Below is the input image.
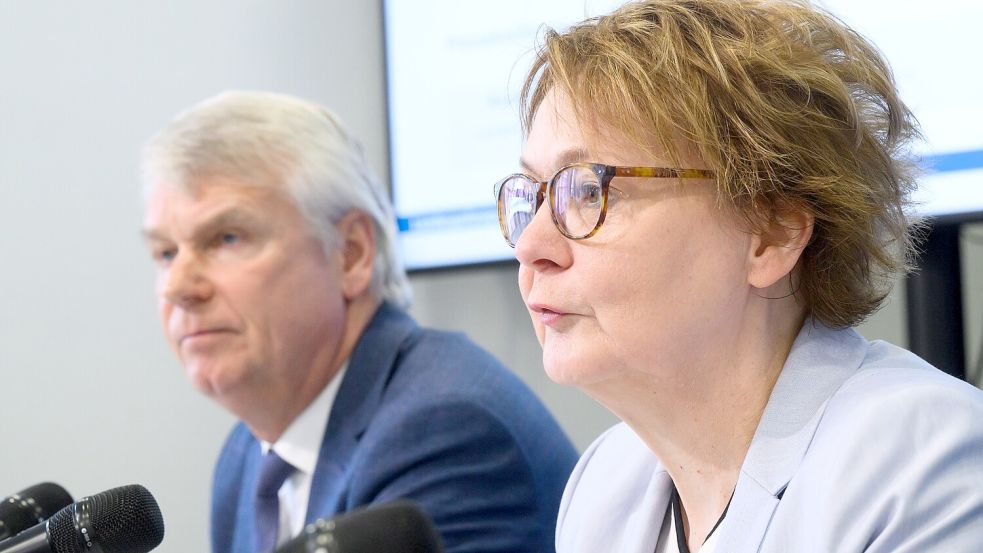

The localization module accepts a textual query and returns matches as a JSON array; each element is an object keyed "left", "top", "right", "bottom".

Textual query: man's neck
[{"left": 233, "top": 296, "right": 383, "bottom": 443}]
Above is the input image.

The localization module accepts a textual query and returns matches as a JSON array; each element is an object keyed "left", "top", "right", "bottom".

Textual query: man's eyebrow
[
  {"left": 519, "top": 147, "right": 591, "bottom": 179},
  {"left": 141, "top": 227, "right": 167, "bottom": 241},
  {"left": 141, "top": 207, "right": 263, "bottom": 242}
]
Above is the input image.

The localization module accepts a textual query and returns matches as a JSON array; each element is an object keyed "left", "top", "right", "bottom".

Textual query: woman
[{"left": 494, "top": 1, "right": 983, "bottom": 551}]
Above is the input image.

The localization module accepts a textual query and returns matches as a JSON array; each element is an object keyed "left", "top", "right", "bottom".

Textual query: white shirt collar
[{"left": 261, "top": 361, "right": 349, "bottom": 476}]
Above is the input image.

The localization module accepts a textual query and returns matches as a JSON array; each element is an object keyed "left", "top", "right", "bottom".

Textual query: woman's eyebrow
[{"left": 519, "top": 147, "right": 591, "bottom": 179}]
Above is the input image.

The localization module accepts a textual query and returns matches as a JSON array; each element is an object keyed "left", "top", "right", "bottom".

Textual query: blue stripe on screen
[{"left": 922, "top": 149, "right": 983, "bottom": 173}]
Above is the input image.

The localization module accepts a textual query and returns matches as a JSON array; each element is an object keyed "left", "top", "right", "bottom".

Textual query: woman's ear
[
  {"left": 746, "top": 208, "right": 814, "bottom": 290},
  {"left": 335, "top": 210, "right": 377, "bottom": 300}
]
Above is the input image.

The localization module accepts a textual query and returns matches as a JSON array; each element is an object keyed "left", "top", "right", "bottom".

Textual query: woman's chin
[
  {"left": 543, "top": 352, "right": 605, "bottom": 387},
  {"left": 543, "top": 364, "right": 577, "bottom": 386}
]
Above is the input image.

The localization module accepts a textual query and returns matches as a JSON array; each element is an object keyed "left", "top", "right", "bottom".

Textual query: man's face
[{"left": 143, "top": 177, "right": 348, "bottom": 407}]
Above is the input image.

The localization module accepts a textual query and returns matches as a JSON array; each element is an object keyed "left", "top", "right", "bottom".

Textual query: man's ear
[
  {"left": 335, "top": 210, "right": 376, "bottom": 300},
  {"left": 747, "top": 208, "right": 814, "bottom": 290}
]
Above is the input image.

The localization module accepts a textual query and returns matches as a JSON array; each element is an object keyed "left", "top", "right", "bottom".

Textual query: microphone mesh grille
[
  {"left": 47, "top": 507, "right": 82, "bottom": 553},
  {"left": 47, "top": 484, "right": 165, "bottom": 553}
]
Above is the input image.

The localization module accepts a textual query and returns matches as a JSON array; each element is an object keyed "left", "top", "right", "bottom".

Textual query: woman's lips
[
  {"left": 540, "top": 309, "right": 566, "bottom": 326},
  {"left": 528, "top": 303, "right": 572, "bottom": 327}
]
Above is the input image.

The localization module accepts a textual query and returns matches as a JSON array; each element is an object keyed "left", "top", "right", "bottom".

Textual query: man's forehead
[{"left": 142, "top": 180, "right": 279, "bottom": 238}]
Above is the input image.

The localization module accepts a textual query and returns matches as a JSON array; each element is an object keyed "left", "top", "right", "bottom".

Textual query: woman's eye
[{"left": 579, "top": 183, "right": 602, "bottom": 204}]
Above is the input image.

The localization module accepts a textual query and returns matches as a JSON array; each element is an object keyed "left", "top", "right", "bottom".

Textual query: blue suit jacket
[{"left": 211, "top": 302, "right": 578, "bottom": 553}]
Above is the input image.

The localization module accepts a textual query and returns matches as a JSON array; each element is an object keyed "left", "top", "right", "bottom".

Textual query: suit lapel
[
  {"left": 305, "top": 302, "right": 419, "bottom": 522},
  {"left": 232, "top": 440, "right": 263, "bottom": 553},
  {"left": 715, "top": 321, "right": 867, "bottom": 551}
]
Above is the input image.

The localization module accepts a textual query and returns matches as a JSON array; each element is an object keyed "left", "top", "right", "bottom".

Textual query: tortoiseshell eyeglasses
[{"left": 493, "top": 162, "right": 715, "bottom": 247}]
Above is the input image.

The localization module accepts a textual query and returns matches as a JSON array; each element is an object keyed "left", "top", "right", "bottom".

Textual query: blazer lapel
[
  {"left": 623, "top": 469, "right": 673, "bottom": 553},
  {"left": 715, "top": 321, "right": 867, "bottom": 551},
  {"left": 717, "top": 475, "right": 781, "bottom": 552},
  {"left": 305, "top": 302, "right": 419, "bottom": 522}
]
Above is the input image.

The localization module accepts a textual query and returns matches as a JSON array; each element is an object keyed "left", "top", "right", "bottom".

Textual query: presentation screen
[{"left": 384, "top": 0, "right": 983, "bottom": 270}]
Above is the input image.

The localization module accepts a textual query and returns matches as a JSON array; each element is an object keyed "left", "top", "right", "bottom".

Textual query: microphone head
[
  {"left": 280, "top": 500, "right": 443, "bottom": 553},
  {"left": 46, "top": 484, "right": 165, "bottom": 553},
  {"left": 0, "top": 482, "right": 73, "bottom": 540}
]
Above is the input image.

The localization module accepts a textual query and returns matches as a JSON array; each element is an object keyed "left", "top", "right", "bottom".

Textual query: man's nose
[{"left": 160, "top": 252, "right": 213, "bottom": 307}]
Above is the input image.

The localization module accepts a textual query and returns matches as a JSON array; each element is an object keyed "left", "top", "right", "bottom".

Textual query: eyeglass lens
[
  {"left": 552, "top": 165, "right": 603, "bottom": 239},
  {"left": 499, "top": 177, "right": 539, "bottom": 246},
  {"left": 499, "top": 165, "right": 604, "bottom": 245}
]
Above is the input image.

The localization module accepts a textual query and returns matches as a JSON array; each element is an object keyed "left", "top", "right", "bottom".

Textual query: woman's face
[{"left": 516, "top": 90, "right": 756, "bottom": 389}]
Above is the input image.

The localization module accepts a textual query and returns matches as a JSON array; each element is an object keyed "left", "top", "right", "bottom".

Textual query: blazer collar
[
  {"left": 305, "top": 301, "right": 419, "bottom": 521},
  {"left": 716, "top": 320, "right": 868, "bottom": 550}
]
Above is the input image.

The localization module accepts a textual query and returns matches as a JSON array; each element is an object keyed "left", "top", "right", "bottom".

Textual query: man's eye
[
  {"left": 219, "top": 232, "right": 241, "bottom": 245},
  {"left": 153, "top": 248, "right": 176, "bottom": 263}
]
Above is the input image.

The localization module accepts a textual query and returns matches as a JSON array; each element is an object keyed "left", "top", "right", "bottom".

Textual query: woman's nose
[{"left": 514, "top": 201, "right": 573, "bottom": 271}]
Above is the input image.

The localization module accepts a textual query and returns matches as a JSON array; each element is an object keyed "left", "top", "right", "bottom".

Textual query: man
[{"left": 141, "top": 91, "right": 578, "bottom": 553}]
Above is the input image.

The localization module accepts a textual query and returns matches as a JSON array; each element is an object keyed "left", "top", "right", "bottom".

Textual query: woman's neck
[{"left": 586, "top": 310, "right": 803, "bottom": 551}]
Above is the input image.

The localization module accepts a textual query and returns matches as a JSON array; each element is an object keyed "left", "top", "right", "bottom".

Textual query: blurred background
[{"left": 1, "top": 1, "right": 980, "bottom": 551}]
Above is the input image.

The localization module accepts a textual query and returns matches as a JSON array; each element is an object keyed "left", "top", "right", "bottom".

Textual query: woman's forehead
[{"left": 523, "top": 96, "right": 696, "bottom": 177}]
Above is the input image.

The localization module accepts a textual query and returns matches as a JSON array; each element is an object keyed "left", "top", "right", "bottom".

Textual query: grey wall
[{"left": 1, "top": 2, "right": 980, "bottom": 552}]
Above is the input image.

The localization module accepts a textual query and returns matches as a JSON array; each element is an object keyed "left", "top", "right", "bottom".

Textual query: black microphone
[
  {"left": 0, "top": 484, "right": 73, "bottom": 541},
  {"left": 274, "top": 500, "right": 443, "bottom": 553},
  {"left": 0, "top": 484, "right": 164, "bottom": 553}
]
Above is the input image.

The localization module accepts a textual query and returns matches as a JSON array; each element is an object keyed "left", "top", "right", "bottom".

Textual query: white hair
[{"left": 141, "top": 90, "right": 412, "bottom": 308}]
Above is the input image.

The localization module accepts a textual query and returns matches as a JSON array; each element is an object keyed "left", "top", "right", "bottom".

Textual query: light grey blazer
[{"left": 556, "top": 322, "right": 983, "bottom": 552}]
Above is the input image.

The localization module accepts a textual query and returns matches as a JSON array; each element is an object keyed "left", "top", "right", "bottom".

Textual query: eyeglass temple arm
[{"left": 611, "top": 166, "right": 714, "bottom": 179}]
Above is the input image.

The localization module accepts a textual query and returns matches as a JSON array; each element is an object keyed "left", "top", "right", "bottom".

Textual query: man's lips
[{"left": 179, "top": 328, "right": 236, "bottom": 345}]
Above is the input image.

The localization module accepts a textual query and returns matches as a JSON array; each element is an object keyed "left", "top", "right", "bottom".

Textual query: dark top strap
[{"left": 668, "top": 486, "right": 734, "bottom": 553}]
